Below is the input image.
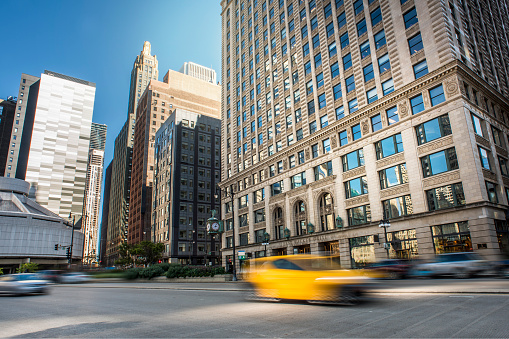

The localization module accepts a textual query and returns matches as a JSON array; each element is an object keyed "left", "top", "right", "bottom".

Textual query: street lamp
[
  {"left": 188, "top": 228, "right": 195, "bottom": 265},
  {"left": 68, "top": 212, "right": 76, "bottom": 266},
  {"left": 378, "top": 219, "right": 391, "bottom": 258},
  {"left": 215, "top": 184, "right": 237, "bottom": 281}
]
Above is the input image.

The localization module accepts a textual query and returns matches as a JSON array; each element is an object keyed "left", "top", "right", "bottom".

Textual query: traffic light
[
  {"left": 66, "top": 247, "right": 71, "bottom": 259},
  {"left": 54, "top": 244, "right": 59, "bottom": 251}
]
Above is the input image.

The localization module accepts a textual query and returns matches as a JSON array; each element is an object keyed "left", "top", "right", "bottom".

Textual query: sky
[{"left": 0, "top": 0, "right": 222, "bottom": 169}]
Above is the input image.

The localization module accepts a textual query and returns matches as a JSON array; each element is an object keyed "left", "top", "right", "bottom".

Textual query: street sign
[
  {"left": 261, "top": 242, "right": 269, "bottom": 245},
  {"left": 238, "top": 250, "right": 246, "bottom": 260}
]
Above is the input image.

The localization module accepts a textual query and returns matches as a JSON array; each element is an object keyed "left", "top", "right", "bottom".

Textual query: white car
[
  {"left": 411, "top": 252, "right": 487, "bottom": 278},
  {"left": 0, "top": 273, "right": 50, "bottom": 295},
  {"left": 59, "top": 272, "right": 92, "bottom": 284}
]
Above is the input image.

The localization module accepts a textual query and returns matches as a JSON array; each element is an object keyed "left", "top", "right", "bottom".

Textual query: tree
[
  {"left": 0, "top": 268, "right": 3, "bottom": 275},
  {"left": 16, "top": 263, "right": 38, "bottom": 273},
  {"left": 132, "top": 241, "right": 165, "bottom": 267},
  {"left": 114, "top": 243, "right": 134, "bottom": 268}
]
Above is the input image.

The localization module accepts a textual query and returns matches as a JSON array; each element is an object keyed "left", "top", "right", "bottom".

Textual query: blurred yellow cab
[{"left": 243, "top": 254, "right": 377, "bottom": 304}]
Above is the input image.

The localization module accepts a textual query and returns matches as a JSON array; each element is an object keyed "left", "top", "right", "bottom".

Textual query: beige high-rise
[
  {"left": 128, "top": 41, "right": 159, "bottom": 117},
  {"left": 219, "top": 0, "right": 509, "bottom": 269}
]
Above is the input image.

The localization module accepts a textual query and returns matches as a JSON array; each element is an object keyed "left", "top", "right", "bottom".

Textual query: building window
[
  {"left": 343, "top": 53, "right": 352, "bottom": 71},
  {"left": 345, "top": 176, "right": 368, "bottom": 198},
  {"left": 426, "top": 183, "right": 465, "bottom": 211},
  {"left": 318, "top": 93, "right": 326, "bottom": 109},
  {"left": 254, "top": 188, "right": 265, "bottom": 203},
  {"left": 413, "top": 60, "right": 428, "bottom": 79},
  {"left": 343, "top": 149, "right": 364, "bottom": 171},
  {"left": 319, "top": 193, "right": 335, "bottom": 231},
  {"left": 291, "top": 172, "right": 306, "bottom": 189},
  {"left": 363, "top": 63, "right": 374, "bottom": 82},
  {"left": 408, "top": 33, "right": 423, "bottom": 55},
  {"left": 431, "top": 221, "right": 471, "bottom": 254},
  {"left": 314, "top": 161, "right": 333, "bottom": 181},
  {"left": 383, "top": 195, "right": 413, "bottom": 219},
  {"left": 337, "top": 11, "right": 346, "bottom": 29},
  {"left": 371, "top": 6, "right": 382, "bottom": 26},
  {"left": 312, "top": 144, "right": 319, "bottom": 158},
  {"left": 499, "top": 157, "right": 509, "bottom": 177},
  {"left": 371, "top": 114, "right": 382, "bottom": 132},
  {"left": 308, "top": 100, "right": 316, "bottom": 115},
  {"left": 298, "top": 150, "right": 305, "bottom": 164},
  {"left": 492, "top": 127, "right": 505, "bottom": 148},
  {"left": 378, "top": 54, "right": 391, "bottom": 73},
  {"left": 386, "top": 106, "right": 399, "bottom": 125},
  {"left": 374, "top": 30, "right": 386, "bottom": 49},
  {"left": 357, "top": 18, "right": 367, "bottom": 36},
  {"left": 331, "top": 62, "right": 340, "bottom": 78},
  {"left": 379, "top": 163, "right": 408, "bottom": 189},
  {"left": 471, "top": 113, "right": 485, "bottom": 137},
  {"left": 323, "top": 138, "right": 331, "bottom": 153},
  {"left": 375, "top": 133, "right": 403, "bottom": 159},
  {"left": 352, "top": 123, "right": 361, "bottom": 140},
  {"left": 239, "top": 213, "right": 249, "bottom": 227},
  {"left": 295, "top": 201, "right": 307, "bottom": 235},
  {"left": 429, "top": 84, "right": 445, "bottom": 106},
  {"left": 348, "top": 205, "right": 371, "bottom": 226},
  {"left": 382, "top": 78, "right": 394, "bottom": 95},
  {"left": 404, "top": 7, "right": 418, "bottom": 29},
  {"left": 353, "top": 0, "right": 364, "bottom": 15},
  {"left": 333, "top": 83, "right": 342, "bottom": 100},
  {"left": 478, "top": 147, "right": 491, "bottom": 170},
  {"left": 346, "top": 75, "right": 355, "bottom": 94},
  {"left": 349, "top": 98, "right": 359, "bottom": 113},
  {"left": 486, "top": 181, "right": 498, "bottom": 203},
  {"left": 271, "top": 181, "right": 284, "bottom": 196},
  {"left": 326, "top": 21, "right": 335, "bottom": 38},
  {"left": 329, "top": 41, "right": 337, "bottom": 57},
  {"left": 360, "top": 40, "right": 370, "bottom": 59},
  {"left": 421, "top": 147, "right": 459, "bottom": 177},
  {"left": 254, "top": 208, "right": 266, "bottom": 223},
  {"left": 309, "top": 120, "right": 317, "bottom": 134},
  {"left": 410, "top": 94, "right": 425, "bottom": 115},
  {"left": 320, "top": 115, "right": 328, "bottom": 128},
  {"left": 367, "top": 87, "right": 378, "bottom": 104},
  {"left": 349, "top": 235, "right": 376, "bottom": 267},
  {"left": 339, "top": 130, "right": 348, "bottom": 146},
  {"left": 340, "top": 32, "right": 349, "bottom": 48},
  {"left": 415, "top": 114, "right": 451, "bottom": 145}
]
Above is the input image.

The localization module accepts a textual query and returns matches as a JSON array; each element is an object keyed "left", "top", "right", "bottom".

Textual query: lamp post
[
  {"left": 68, "top": 212, "right": 75, "bottom": 266},
  {"left": 188, "top": 229, "right": 195, "bottom": 265},
  {"left": 378, "top": 218, "right": 391, "bottom": 258},
  {"left": 262, "top": 232, "right": 270, "bottom": 257},
  {"left": 215, "top": 184, "right": 237, "bottom": 281}
]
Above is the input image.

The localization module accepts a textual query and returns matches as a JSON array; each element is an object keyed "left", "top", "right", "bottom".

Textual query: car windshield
[{"left": 17, "top": 274, "right": 39, "bottom": 281}]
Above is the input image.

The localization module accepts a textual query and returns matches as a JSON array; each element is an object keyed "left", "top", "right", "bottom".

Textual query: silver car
[
  {"left": 411, "top": 252, "right": 487, "bottom": 278},
  {"left": 0, "top": 273, "right": 50, "bottom": 295}
]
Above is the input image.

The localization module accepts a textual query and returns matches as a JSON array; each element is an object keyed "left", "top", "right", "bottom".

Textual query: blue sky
[{"left": 0, "top": 0, "right": 222, "bottom": 168}]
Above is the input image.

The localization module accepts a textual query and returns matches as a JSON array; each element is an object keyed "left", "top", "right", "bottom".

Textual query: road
[{"left": 1, "top": 279, "right": 509, "bottom": 338}]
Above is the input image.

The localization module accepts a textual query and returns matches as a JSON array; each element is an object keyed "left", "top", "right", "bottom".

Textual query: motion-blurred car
[
  {"left": 365, "top": 259, "right": 413, "bottom": 279},
  {"left": 59, "top": 272, "right": 91, "bottom": 284},
  {"left": 409, "top": 252, "right": 487, "bottom": 278},
  {"left": 38, "top": 270, "right": 62, "bottom": 283},
  {"left": 244, "top": 255, "right": 375, "bottom": 304},
  {"left": 0, "top": 273, "right": 50, "bottom": 295}
]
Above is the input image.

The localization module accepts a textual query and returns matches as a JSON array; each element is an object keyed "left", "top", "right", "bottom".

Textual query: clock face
[{"left": 211, "top": 222, "right": 220, "bottom": 231}]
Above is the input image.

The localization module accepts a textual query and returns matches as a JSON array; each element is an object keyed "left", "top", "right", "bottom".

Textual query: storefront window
[
  {"left": 349, "top": 235, "right": 376, "bottom": 267},
  {"left": 387, "top": 229, "right": 418, "bottom": 259},
  {"left": 431, "top": 221, "right": 472, "bottom": 254}
]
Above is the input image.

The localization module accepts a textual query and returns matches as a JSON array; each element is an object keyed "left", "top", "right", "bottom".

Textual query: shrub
[
  {"left": 124, "top": 268, "right": 141, "bottom": 280},
  {"left": 138, "top": 266, "right": 165, "bottom": 279},
  {"left": 165, "top": 265, "right": 227, "bottom": 279}
]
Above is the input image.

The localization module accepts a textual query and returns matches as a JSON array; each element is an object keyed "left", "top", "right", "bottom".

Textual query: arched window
[
  {"left": 274, "top": 207, "right": 284, "bottom": 239},
  {"left": 319, "top": 193, "right": 335, "bottom": 231},
  {"left": 294, "top": 201, "right": 307, "bottom": 235}
]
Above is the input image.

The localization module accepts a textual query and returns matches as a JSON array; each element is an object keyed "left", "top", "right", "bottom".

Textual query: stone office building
[
  {"left": 219, "top": 0, "right": 509, "bottom": 268},
  {"left": 153, "top": 109, "right": 221, "bottom": 264}
]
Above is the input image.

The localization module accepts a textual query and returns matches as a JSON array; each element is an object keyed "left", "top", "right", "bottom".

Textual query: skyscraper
[
  {"left": 153, "top": 109, "right": 221, "bottom": 264},
  {"left": 12, "top": 71, "right": 96, "bottom": 220},
  {"left": 179, "top": 62, "right": 217, "bottom": 84},
  {"left": 219, "top": 0, "right": 509, "bottom": 268},
  {"left": 99, "top": 161, "right": 112, "bottom": 266},
  {"left": 82, "top": 122, "right": 107, "bottom": 265},
  {"left": 105, "top": 114, "right": 135, "bottom": 264},
  {"left": 0, "top": 97, "right": 17, "bottom": 176},
  {"left": 129, "top": 68, "right": 220, "bottom": 245},
  {"left": 128, "top": 41, "right": 159, "bottom": 117}
]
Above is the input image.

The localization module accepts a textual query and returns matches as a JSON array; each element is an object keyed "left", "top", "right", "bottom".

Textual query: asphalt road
[{"left": 1, "top": 280, "right": 509, "bottom": 338}]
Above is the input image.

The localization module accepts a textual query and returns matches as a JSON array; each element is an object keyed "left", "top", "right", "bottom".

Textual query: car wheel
[
  {"left": 387, "top": 271, "right": 400, "bottom": 280},
  {"left": 339, "top": 287, "right": 361, "bottom": 305},
  {"left": 454, "top": 269, "right": 469, "bottom": 279}
]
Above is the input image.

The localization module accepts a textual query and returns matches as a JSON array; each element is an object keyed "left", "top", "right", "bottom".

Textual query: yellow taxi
[{"left": 243, "top": 254, "right": 377, "bottom": 304}]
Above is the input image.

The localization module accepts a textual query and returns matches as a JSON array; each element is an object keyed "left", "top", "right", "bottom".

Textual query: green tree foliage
[
  {"left": 0, "top": 268, "right": 3, "bottom": 275},
  {"left": 114, "top": 242, "right": 134, "bottom": 268},
  {"left": 131, "top": 241, "right": 165, "bottom": 267},
  {"left": 16, "top": 262, "right": 39, "bottom": 273}
]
